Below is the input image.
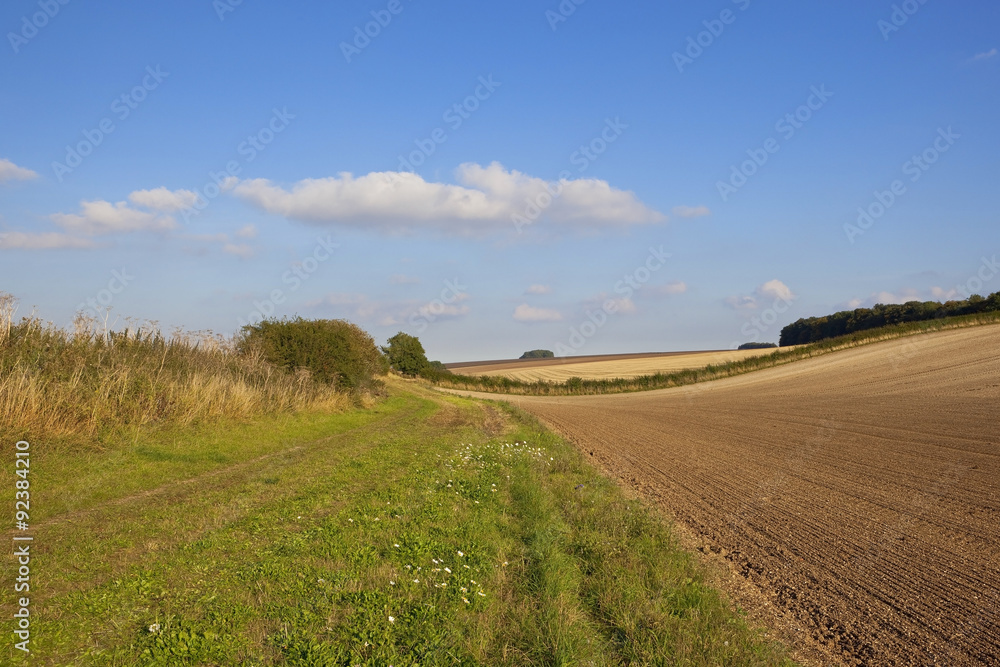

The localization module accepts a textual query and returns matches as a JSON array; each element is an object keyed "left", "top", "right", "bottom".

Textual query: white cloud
[
  {"left": 525, "top": 284, "right": 551, "bottom": 295},
  {"left": 231, "top": 162, "right": 665, "bottom": 235},
  {"left": 513, "top": 304, "right": 563, "bottom": 322},
  {"left": 0, "top": 158, "right": 38, "bottom": 182},
  {"left": 390, "top": 274, "right": 420, "bottom": 285},
  {"left": 758, "top": 279, "right": 794, "bottom": 302},
  {"left": 0, "top": 231, "right": 96, "bottom": 250},
  {"left": 648, "top": 281, "right": 687, "bottom": 296},
  {"left": 235, "top": 224, "right": 257, "bottom": 239},
  {"left": 971, "top": 48, "right": 997, "bottom": 61},
  {"left": 128, "top": 187, "right": 201, "bottom": 212},
  {"left": 671, "top": 205, "right": 710, "bottom": 219},
  {"left": 51, "top": 200, "right": 176, "bottom": 236},
  {"left": 726, "top": 279, "right": 795, "bottom": 310}
]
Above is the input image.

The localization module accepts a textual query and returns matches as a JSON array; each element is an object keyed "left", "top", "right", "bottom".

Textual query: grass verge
[
  {"left": 433, "top": 311, "right": 1000, "bottom": 395},
  {"left": 5, "top": 381, "right": 792, "bottom": 666}
]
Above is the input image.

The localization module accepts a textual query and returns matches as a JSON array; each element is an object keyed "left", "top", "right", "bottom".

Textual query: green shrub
[
  {"left": 238, "top": 318, "right": 386, "bottom": 392},
  {"left": 738, "top": 342, "right": 778, "bottom": 350}
]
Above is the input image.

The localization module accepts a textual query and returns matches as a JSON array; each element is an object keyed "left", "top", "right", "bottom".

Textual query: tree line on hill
[{"left": 779, "top": 291, "right": 1000, "bottom": 346}]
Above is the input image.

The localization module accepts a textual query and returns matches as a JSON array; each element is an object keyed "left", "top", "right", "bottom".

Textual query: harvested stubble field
[
  {"left": 444, "top": 325, "right": 1000, "bottom": 666},
  {"left": 449, "top": 348, "right": 782, "bottom": 383}
]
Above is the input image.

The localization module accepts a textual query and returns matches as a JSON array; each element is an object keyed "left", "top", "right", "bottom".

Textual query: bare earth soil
[{"left": 445, "top": 326, "right": 1000, "bottom": 665}]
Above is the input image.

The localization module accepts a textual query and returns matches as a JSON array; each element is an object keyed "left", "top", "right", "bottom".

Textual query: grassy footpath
[{"left": 5, "top": 380, "right": 792, "bottom": 666}]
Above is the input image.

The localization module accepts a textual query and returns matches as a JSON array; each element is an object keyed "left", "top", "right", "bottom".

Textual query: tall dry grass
[{"left": 0, "top": 293, "right": 349, "bottom": 445}]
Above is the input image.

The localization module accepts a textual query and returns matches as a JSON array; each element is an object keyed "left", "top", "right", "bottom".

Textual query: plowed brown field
[{"left": 444, "top": 325, "right": 1000, "bottom": 666}]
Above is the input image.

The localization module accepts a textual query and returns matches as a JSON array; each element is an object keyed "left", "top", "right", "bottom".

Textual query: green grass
[
  {"left": 435, "top": 311, "right": 1000, "bottom": 396},
  {"left": 7, "top": 381, "right": 793, "bottom": 666}
]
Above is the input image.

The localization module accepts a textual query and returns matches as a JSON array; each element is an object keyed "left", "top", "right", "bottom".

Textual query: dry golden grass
[
  {"left": 457, "top": 348, "right": 785, "bottom": 382},
  {"left": 0, "top": 294, "right": 350, "bottom": 445}
]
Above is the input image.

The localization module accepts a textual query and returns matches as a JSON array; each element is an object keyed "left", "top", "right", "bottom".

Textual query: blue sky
[{"left": 1, "top": 0, "right": 997, "bottom": 362}]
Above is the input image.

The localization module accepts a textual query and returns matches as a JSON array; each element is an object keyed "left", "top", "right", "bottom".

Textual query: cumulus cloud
[
  {"left": 51, "top": 199, "right": 177, "bottom": 236},
  {"left": 726, "top": 279, "right": 795, "bottom": 310},
  {"left": 231, "top": 162, "right": 665, "bottom": 235},
  {"left": 671, "top": 205, "right": 710, "bottom": 219},
  {"left": 525, "top": 284, "right": 552, "bottom": 295},
  {"left": 0, "top": 231, "right": 97, "bottom": 250},
  {"left": 513, "top": 304, "right": 564, "bottom": 323},
  {"left": 128, "top": 187, "right": 201, "bottom": 212},
  {"left": 0, "top": 158, "right": 38, "bottom": 182}
]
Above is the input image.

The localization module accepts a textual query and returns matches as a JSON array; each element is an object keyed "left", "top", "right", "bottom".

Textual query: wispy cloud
[
  {"left": 0, "top": 231, "right": 97, "bottom": 250},
  {"left": 389, "top": 274, "right": 420, "bottom": 285},
  {"left": 0, "top": 158, "right": 38, "bottom": 183},
  {"left": 513, "top": 304, "right": 563, "bottom": 322},
  {"left": 51, "top": 199, "right": 177, "bottom": 236},
  {"left": 525, "top": 284, "right": 552, "bottom": 295},
  {"left": 231, "top": 162, "right": 665, "bottom": 235},
  {"left": 971, "top": 48, "right": 997, "bottom": 62}
]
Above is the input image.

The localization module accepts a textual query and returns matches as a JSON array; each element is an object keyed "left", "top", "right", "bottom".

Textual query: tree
[
  {"left": 520, "top": 349, "right": 554, "bottom": 359},
  {"left": 738, "top": 342, "right": 777, "bottom": 350},
  {"left": 382, "top": 332, "right": 430, "bottom": 376}
]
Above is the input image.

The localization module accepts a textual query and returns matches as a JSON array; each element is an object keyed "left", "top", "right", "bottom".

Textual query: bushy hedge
[
  {"left": 779, "top": 291, "right": 1000, "bottom": 345},
  {"left": 238, "top": 318, "right": 386, "bottom": 391},
  {"left": 520, "top": 349, "right": 555, "bottom": 359},
  {"left": 737, "top": 342, "right": 777, "bottom": 350}
]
